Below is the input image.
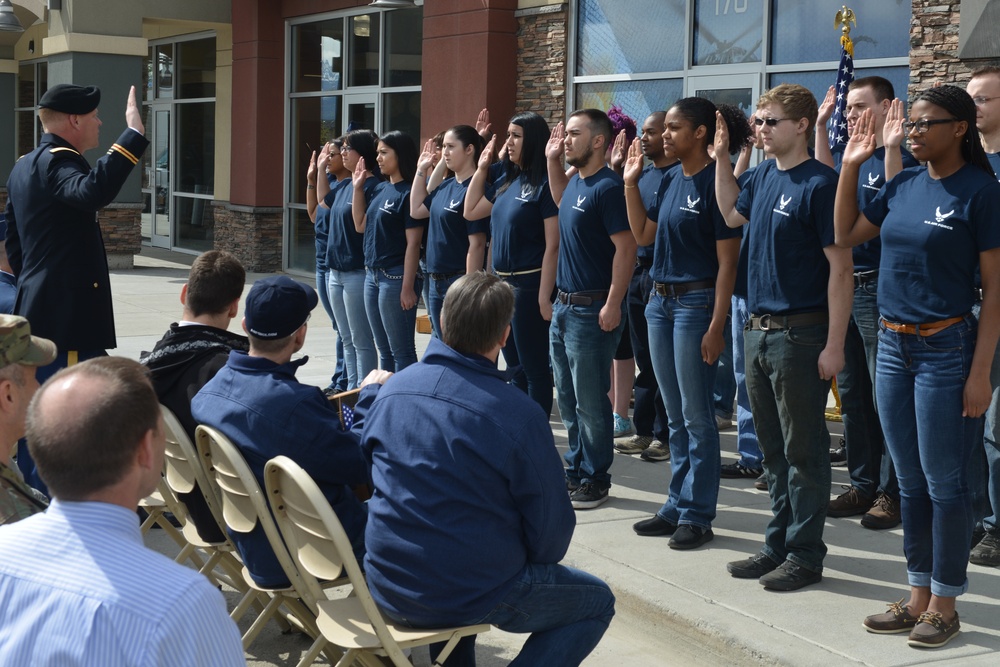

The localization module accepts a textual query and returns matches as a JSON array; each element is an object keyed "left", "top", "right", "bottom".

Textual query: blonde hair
[
  {"left": 758, "top": 84, "right": 819, "bottom": 133},
  {"left": 38, "top": 108, "right": 68, "bottom": 134}
]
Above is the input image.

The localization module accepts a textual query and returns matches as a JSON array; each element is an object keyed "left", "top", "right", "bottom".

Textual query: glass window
[
  {"left": 176, "top": 38, "right": 217, "bottom": 99},
  {"left": 576, "top": 79, "right": 684, "bottom": 126},
  {"left": 288, "top": 208, "right": 316, "bottom": 275},
  {"left": 383, "top": 91, "right": 421, "bottom": 140},
  {"left": 290, "top": 96, "right": 344, "bottom": 204},
  {"left": 293, "top": 19, "right": 344, "bottom": 92},
  {"left": 770, "top": 0, "right": 912, "bottom": 65},
  {"left": 768, "top": 66, "right": 911, "bottom": 112},
  {"left": 175, "top": 102, "right": 215, "bottom": 195},
  {"left": 384, "top": 8, "right": 422, "bottom": 87},
  {"left": 349, "top": 13, "right": 380, "bottom": 87},
  {"left": 577, "top": 0, "right": 685, "bottom": 76},
  {"left": 693, "top": 0, "right": 764, "bottom": 66},
  {"left": 156, "top": 44, "right": 174, "bottom": 99},
  {"left": 17, "top": 64, "right": 34, "bottom": 107},
  {"left": 174, "top": 195, "right": 213, "bottom": 252},
  {"left": 143, "top": 50, "right": 153, "bottom": 101},
  {"left": 16, "top": 111, "right": 35, "bottom": 157}
]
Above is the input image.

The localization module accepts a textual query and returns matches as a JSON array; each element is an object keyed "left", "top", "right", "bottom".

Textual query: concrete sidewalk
[{"left": 116, "top": 249, "right": 1000, "bottom": 666}]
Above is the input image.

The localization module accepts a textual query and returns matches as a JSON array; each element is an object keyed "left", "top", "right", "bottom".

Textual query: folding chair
[
  {"left": 160, "top": 405, "right": 250, "bottom": 594},
  {"left": 139, "top": 479, "right": 187, "bottom": 549},
  {"left": 265, "top": 455, "right": 490, "bottom": 667},
  {"left": 195, "top": 424, "right": 343, "bottom": 663}
]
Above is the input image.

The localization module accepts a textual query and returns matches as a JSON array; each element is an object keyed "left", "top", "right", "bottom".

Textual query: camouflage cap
[{"left": 0, "top": 316, "right": 58, "bottom": 368}]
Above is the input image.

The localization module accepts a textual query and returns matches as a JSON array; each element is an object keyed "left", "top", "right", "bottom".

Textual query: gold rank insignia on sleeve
[
  {"left": 49, "top": 147, "right": 81, "bottom": 156},
  {"left": 109, "top": 143, "right": 139, "bottom": 165}
]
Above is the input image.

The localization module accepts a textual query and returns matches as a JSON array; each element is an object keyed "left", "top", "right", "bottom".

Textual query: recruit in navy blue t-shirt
[
  {"left": 363, "top": 181, "right": 426, "bottom": 269},
  {"left": 423, "top": 176, "right": 490, "bottom": 274}
]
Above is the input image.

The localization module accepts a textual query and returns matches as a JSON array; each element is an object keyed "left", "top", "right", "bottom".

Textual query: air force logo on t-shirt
[
  {"left": 445, "top": 197, "right": 463, "bottom": 213},
  {"left": 925, "top": 206, "right": 955, "bottom": 230},
  {"left": 863, "top": 171, "right": 882, "bottom": 192},
  {"left": 772, "top": 194, "right": 793, "bottom": 217},
  {"left": 680, "top": 195, "right": 701, "bottom": 214},
  {"left": 381, "top": 198, "right": 395, "bottom": 212},
  {"left": 572, "top": 195, "right": 587, "bottom": 213},
  {"left": 516, "top": 183, "right": 535, "bottom": 202}
]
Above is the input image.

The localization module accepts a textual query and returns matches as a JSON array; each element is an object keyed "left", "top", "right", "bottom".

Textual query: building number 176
[{"left": 716, "top": 0, "right": 748, "bottom": 14}]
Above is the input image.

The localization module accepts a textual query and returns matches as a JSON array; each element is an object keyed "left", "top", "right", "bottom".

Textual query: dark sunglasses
[{"left": 753, "top": 117, "right": 791, "bottom": 127}]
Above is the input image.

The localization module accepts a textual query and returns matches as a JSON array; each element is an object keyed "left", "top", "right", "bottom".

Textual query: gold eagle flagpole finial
[{"left": 835, "top": 6, "right": 856, "bottom": 57}]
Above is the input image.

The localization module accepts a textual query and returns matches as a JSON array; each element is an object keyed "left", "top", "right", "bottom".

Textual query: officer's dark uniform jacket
[{"left": 3, "top": 130, "right": 149, "bottom": 351}]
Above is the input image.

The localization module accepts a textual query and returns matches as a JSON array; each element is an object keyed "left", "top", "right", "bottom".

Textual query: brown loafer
[
  {"left": 863, "top": 599, "right": 919, "bottom": 634},
  {"left": 907, "top": 611, "right": 960, "bottom": 648}
]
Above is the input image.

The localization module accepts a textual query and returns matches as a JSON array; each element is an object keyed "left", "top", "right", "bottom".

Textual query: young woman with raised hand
[
  {"left": 834, "top": 86, "right": 1000, "bottom": 649},
  {"left": 465, "top": 112, "right": 559, "bottom": 416},
  {"left": 320, "top": 130, "right": 381, "bottom": 388},
  {"left": 624, "top": 98, "right": 751, "bottom": 550},
  {"left": 353, "top": 130, "right": 424, "bottom": 372},
  {"left": 411, "top": 126, "right": 489, "bottom": 338}
]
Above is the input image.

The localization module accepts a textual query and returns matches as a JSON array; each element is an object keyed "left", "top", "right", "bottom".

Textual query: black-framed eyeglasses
[
  {"left": 973, "top": 96, "right": 998, "bottom": 107},
  {"left": 753, "top": 117, "right": 791, "bottom": 127},
  {"left": 340, "top": 145, "right": 355, "bottom": 153},
  {"left": 903, "top": 118, "right": 959, "bottom": 134}
]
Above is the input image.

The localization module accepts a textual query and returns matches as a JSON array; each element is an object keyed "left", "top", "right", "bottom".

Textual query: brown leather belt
[
  {"left": 748, "top": 311, "right": 829, "bottom": 331},
  {"left": 556, "top": 290, "right": 609, "bottom": 306},
  {"left": 653, "top": 279, "right": 715, "bottom": 298},
  {"left": 880, "top": 316, "right": 965, "bottom": 337}
]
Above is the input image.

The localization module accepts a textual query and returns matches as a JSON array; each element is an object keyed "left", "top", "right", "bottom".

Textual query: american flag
[
  {"left": 341, "top": 403, "right": 354, "bottom": 431},
  {"left": 828, "top": 42, "right": 855, "bottom": 149}
]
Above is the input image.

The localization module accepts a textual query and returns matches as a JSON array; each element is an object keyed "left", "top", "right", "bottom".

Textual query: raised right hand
[
  {"left": 882, "top": 98, "right": 905, "bottom": 150},
  {"left": 817, "top": 86, "right": 837, "bottom": 126},
  {"left": 842, "top": 109, "right": 877, "bottom": 166},
  {"left": 545, "top": 122, "right": 565, "bottom": 161},
  {"left": 622, "top": 138, "right": 644, "bottom": 186},
  {"left": 125, "top": 85, "right": 144, "bottom": 135},
  {"left": 478, "top": 136, "right": 496, "bottom": 171},
  {"left": 352, "top": 156, "right": 368, "bottom": 188},
  {"left": 417, "top": 138, "right": 436, "bottom": 174},
  {"left": 714, "top": 111, "right": 730, "bottom": 157}
]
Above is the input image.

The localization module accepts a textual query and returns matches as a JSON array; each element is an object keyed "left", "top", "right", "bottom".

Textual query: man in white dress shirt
[{"left": 0, "top": 356, "right": 243, "bottom": 666}]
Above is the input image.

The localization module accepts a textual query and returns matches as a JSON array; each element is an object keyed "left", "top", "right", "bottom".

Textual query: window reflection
[
  {"left": 577, "top": 0, "right": 685, "bottom": 76},
  {"left": 576, "top": 80, "right": 684, "bottom": 127},
  {"left": 771, "top": 0, "right": 912, "bottom": 65},
  {"left": 693, "top": 0, "right": 764, "bottom": 65}
]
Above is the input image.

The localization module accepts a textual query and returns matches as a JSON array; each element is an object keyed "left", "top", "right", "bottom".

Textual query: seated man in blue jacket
[
  {"left": 361, "top": 272, "right": 615, "bottom": 667},
  {"left": 192, "top": 275, "right": 388, "bottom": 588}
]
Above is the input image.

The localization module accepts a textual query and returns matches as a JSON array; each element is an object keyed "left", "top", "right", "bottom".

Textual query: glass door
[
  {"left": 141, "top": 106, "right": 171, "bottom": 248},
  {"left": 345, "top": 93, "right": 377, "bottom": 133},
  {"left": 686, "top": 73, "right": 760, "bottom": 166}
]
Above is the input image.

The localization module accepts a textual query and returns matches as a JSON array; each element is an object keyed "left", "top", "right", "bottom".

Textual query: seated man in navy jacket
[
  {"left": 362, "top": 272, "right": 615, "bottom": 666},
  {"left": 192, "top": 275, "right": 388, "bottom": 588}
]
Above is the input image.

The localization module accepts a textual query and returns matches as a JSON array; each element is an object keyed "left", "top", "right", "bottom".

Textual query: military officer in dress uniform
[{"left": 3, "top": 83, "right": 149, "bottom": 492}]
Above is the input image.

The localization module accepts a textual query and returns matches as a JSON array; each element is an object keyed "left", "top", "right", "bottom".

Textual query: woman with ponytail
[
  {"left": 623, "top": 98, "right": 751, "bottom": 549},
  {"left": 835, "top": 85, "right": 1000, "bottom": 647},
  {"left": 411, "top": 125, "right": 490, "bottom": 338}
]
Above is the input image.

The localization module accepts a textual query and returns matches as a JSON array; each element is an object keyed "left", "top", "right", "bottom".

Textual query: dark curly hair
[
  {"left": 913, "top": 85, "right": 995, "bottom": 178},
  {"left": 669, "top": 97, "right": 753, "bottom": 156}
]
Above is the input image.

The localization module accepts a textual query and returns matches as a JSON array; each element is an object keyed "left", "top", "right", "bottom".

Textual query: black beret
[{"left": 38, "top": 84, "right": 101, "bottom": 115}]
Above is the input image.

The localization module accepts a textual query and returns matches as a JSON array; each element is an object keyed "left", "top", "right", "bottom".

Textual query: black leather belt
[
  {"left": 556, "top": 290, "right": 609, "bottom": 306},
  {"left": 636, "top": 256, "right": 653, "bottom": 270},
  {"left": 854, "top": 270, "right": 878, "bottom": 289},
  {"left": 654, "top": 279, "right": 715, "bottom": 298},
  {"left": 428, "top": 272, "right": 461, "bottom": 281},
  {"left": 748, "top": 311, "right": 829, "bottom": 331}
]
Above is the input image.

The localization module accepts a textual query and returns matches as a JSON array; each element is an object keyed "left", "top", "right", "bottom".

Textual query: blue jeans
[
  {"left": 364, "top": 265, "right": 421, "bottom": 372},
  {"left": 317, "top": 267, "right": 347, "bottom": 391},
  {"left": 983, "top": 337, "right": 1000, "bottom": 535},
  {"left": 628, "top": 265, "right": 668, "bottom": 440},
  {"left": 713, "top": 314, "right": 735, "bottom": 420},
  {"left": 731, "top": 296, "right": 762, "bottom": 467},
  {"left": 391, "top": 563, "right": 615, "bottom": 667},
  {"left": 500, "top": 272, "right": 553, "bottom": 417},
  {"left": 551, "top": 299, "right": 623, "bottom": 487},
  {"left": 646, "top": 289, "right": 721, "bottom": 529},
  {"left": 837, "top": 281, "right": 897, "bottom": 499},
  {"left": 745, "top": 323, "right": 832, "bottom": 572},
  {"left": 328, "top": 268, "right": 376, "bottom": 388},
  {"left": 426, "top": 273, "right": 462, "bottom": 340},
  {"left": 877, "top": 317, "right": 979, "bottom": 597}
]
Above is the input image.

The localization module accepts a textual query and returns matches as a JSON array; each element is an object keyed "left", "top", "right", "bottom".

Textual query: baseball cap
[
  {"left": 0, "top": 315, "right": 58, "bottom": 367},
  {"left": 244, "top": 276, "right": 318, "bottom": 339}
]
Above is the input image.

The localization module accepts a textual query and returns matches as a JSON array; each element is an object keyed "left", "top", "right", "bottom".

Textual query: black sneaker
[
  {"left": 970, "top": 532, "right": 1000, "bottom": 567},
  {"left": 720, "top": 462, "right": 764, "bottom": 479},
  {"left": 759, "top": 561, "right": 822, "bottom": 591},
  {"left": 727, "top": 551, "right": 779, "bottom": 579},
  {"left": 830, "top": 438, "right": 847, "bottom": 466},
  {"left": 570, "top": 482, "right": 609, "bottom": 510},
  {"left": 668, "top": 525, "right": 714, "bottom": 550},
  {"left": 633, "top": 515, "right": 676, "bottom": 537},
  {"left": 566, "top": 477, "right": 581, "bottom": 492}
]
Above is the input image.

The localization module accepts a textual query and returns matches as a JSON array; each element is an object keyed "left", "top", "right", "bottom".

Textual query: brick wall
[
  {"left": 99, "top": 204, "right": 143, "bottom": 270},
  {"left": 909, "top": 0, "right": 1000, "bottom": 97},
  {"left": 212, "top": 203, "right": 283, "bottom": 272},
  {"left": 515, "top": 3, "right": 567, "bottom": 125}
]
